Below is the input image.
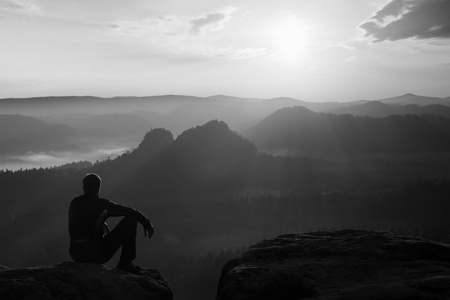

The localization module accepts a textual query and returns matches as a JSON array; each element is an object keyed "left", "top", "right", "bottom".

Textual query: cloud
[
  {"left": 327, "top": 43, "right": 357, "bottom": 51},
  {"left": 112, "top": 7, "right": 237, "bottom": 38},
  {"left": 111, "top": 7, "right": 265, "bottom": 60},
  {"left": 0, "top": 0, "right": 41, "bottom": 16},
  {"left": 180, "top": 44, "right": 266, "bottom": 60},
  {"left": 190, "top": 7, "right": 237, "bottom": 35},
  {"left": 360, "top": 0, "right": 450, "bottom": 42},
  {"left": 111, "top": 15, "right": 188, "bottom": 38}
]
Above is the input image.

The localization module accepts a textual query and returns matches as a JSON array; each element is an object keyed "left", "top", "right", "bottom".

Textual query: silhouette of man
[{"left": 69, "top": 173, "right": 154, "bottom": 273}]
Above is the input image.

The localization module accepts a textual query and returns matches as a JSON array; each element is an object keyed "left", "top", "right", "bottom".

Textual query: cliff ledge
[
  {"left": 0, "top": 262, "right": 172, "bottom": 300},
  {"left": 217, "top": 229, "right": 450, "bottom": 300}
]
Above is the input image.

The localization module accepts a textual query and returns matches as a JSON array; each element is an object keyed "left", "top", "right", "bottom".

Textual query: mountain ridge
[
  {"left": 2, "top": 93, "right": 449, "bottom": 108},
  {"left": 0, "top": 114, "right": 78, "bottom": 155},
  {"left": 125, "top": 120, "right": 258, "bottom": 197},
  {"left": 243, "top": 106, "right": 450, "bottom": 157},
  {"left": 327, "top": 101, "right": 450, "bottom": 118},
  {"left": 356, "top": 93, "right": 450, "bottom": 106}
]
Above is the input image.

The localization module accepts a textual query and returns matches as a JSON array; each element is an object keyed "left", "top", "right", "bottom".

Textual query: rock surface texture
[
  {"left": 0, "top": 262, "right": 172, "bottom": 300},
  {"left": 217, "top": 229, "right": 450, "bottom": 300}
]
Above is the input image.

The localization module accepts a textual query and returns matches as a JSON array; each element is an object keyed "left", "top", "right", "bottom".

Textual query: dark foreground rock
[
  {"left": 0, "top": 262, "right": 172, "bottom": 300},
  {"left": 217, "top": 229, "right": 450, "bottom": 300}
]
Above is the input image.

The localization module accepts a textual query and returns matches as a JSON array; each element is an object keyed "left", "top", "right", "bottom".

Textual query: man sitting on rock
[{"left": 69, "top": 173, "right": 154, "bottom": 274}]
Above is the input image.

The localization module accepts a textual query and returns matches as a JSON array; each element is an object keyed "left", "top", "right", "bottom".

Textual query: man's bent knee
[{"left": 121, "top": 216, "right": 138, "bottom": 235}]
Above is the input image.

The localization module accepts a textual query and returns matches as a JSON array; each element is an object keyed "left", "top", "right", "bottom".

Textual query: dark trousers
[
  {"left": 70, "top": 216, "right": 138, "bottom": 266},
  {"left": 98, "top": 216, "right": 137, "bottom": 266}
]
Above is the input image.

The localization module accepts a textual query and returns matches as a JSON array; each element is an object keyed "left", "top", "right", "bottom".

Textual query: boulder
[
  {"left": 217, "top": 229, "right": 450, "bottom": 300},
  {"left": 0, "top": 262, "right": 172, "bottom": 300}
]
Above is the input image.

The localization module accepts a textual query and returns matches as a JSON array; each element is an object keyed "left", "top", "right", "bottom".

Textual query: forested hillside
[
  {"left": 243, "top": 106, "right": 450, "bottom": 157},
  {"left": 2, "top": 119, "right": 450, "bottom": 299}
]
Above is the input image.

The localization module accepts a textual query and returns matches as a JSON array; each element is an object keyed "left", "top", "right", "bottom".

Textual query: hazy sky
[{"left": 1, "top": 0, "right": 450, "bottom": 101}]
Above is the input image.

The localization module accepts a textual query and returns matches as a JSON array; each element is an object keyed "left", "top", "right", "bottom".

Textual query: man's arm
[{"left": 104, "top": 199, "right": 154, "bottom": 238}]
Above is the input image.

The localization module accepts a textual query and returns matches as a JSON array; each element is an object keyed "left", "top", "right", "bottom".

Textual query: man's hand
[{"left": 143, "top": 219, "right": 154, "bottom": 239}]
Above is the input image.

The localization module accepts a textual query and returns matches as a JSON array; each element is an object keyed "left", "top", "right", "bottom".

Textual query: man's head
[{"left": 83, "top": 173, "right": 101, "bottom": 196}]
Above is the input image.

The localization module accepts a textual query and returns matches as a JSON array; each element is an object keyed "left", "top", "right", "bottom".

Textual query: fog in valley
[{"left": 0, "top": 95, "right": 341, "bottom": 170}]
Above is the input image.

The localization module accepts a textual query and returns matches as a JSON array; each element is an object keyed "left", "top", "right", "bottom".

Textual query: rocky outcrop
[
  {"left": 217, "top": 229, "right": 450, "bottom": 300},
  {"left": 0, "top": 262, "right": 172, "bottom": 300}
]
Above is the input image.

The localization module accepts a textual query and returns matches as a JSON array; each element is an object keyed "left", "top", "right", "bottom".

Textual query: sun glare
[{"left": 270, "top": 15, "right": 308, "bottom": 62}]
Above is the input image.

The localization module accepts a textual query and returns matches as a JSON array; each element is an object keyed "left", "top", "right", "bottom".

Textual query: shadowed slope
[
  {"left": 243, "top": 106, "right": 450, "bottom": 157},
  {"left": 129, "top": 120, "right": 258, "bottom": 197}
]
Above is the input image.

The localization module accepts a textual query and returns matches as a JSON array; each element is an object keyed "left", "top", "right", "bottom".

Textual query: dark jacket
[{"left": 68, "top": 194, "right": 147, "bottom": 263}]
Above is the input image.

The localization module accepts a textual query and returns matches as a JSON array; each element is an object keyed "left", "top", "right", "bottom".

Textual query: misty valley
[{"left": 2, "top": 93, "right": 450, "bottom": 299}]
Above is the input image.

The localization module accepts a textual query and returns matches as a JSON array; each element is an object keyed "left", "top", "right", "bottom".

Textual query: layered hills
[
  {"left": 91, "top": 120, "right": 258, "bottom": 198},
  {"left": 3, "top": 92, "right": 450, "bottom": 169},
  {"left": 2, "top": 117, "right": 450, "bottom": 299},
  {"left": 327, "top": 101, "right": 450, "bottom": 118},
  {"left": 2, "top": 92, "right": 450, "bottom": 299},
  {"left": 0, "top": 115, "right": 77, "bottom": 155},
  {"left": 243, "top": 106, "right": 450, "bottom": 157},
  {"left": 2, "top": 93, "right": 449, "bottom": 137},
  {"left": 365, "top": 93, "right": 450, "bottom": 106}
]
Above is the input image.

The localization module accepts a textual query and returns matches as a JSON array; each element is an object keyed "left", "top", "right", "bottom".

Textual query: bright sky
[{"left": 1, "top": 0, "right": 450, "bottom": 101}]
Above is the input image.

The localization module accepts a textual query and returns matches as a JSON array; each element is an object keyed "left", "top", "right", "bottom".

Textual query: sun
[{"left": 269, "top": 15, "right": 309, "bottom": 62}]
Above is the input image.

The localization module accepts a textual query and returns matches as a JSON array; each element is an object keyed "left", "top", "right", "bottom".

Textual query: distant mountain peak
[
  {"left": 208, "top": 95, "right": 240, "bottom": 100},
  {"left": 188, "top": 119, "right": 229, "bottom": 131},
  {"left": 366, "top": 100, "right": 386, "bottom": 105},
  {"left": 273, "top": 105, "right": 314, "bottom": 115},
  {"left": 176, "top": 120, "right": 234, "bottom": 143},
  {"left": 396, "top": 93, "right": 430, "bottom": 100},
  {"left": 173, "top": 120, "right": 257, "bottom": 158},
  {"left": 130, "top": 120, "right": 257, "bottom": 195},
  {"left": 207, "top": 95, "right": 264, "bottom": 103},
  {"left": 136, "top": 128, "right": 174, "bottom": 153},
  {"left": 264, "top": 97, "right": 302, "bottom": 104},
  {"left": 372, "top": 93, "right": 449, "bottom": 106}
]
